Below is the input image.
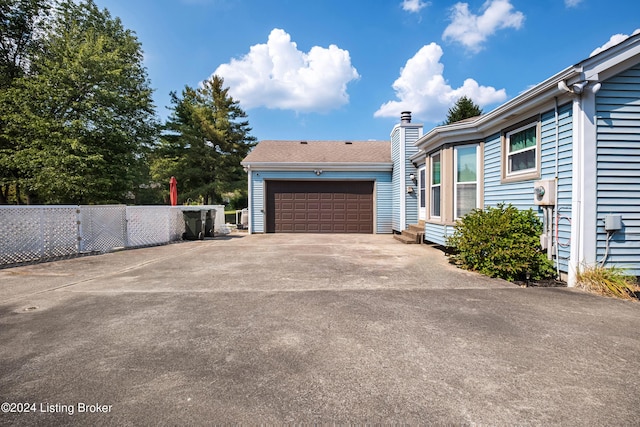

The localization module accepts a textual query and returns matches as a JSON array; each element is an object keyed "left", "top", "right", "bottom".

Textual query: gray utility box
[{"left": 605, "top": 214, "right": 622, "bottom": 232}]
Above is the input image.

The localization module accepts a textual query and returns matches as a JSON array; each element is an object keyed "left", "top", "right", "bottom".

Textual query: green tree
[
  {"left": 445, "top": 95, "right": 483, "bottom": 125},
  {"left": 0, "top": 0, "right": 50, "bottom": 203},
  {"left": 151, "top": 75, "right": 256, "bottom": 205},
  {"left": 0, "top": 0, "right": 158, "bottom": 204}
]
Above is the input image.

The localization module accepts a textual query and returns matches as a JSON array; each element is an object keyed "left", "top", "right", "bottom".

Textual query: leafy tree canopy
[
  {"left": 0, "top": 0, "right": 158, "bottom": 204},
  {"left": 445, "top": 95, "right": 483, "bottom": 125}
]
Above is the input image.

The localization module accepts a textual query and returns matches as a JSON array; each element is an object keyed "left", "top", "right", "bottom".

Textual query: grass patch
[{"left": 575, "top": 265, "right": 640, "bottom": 301}]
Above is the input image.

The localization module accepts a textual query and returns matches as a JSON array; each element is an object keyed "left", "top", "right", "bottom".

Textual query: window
[
  {"left": 419, "top": 168, "right": 426, "bottom": 209},
  {"left": 430, "top": 153, "right": 441, "bottom": 217},
  {"left": 455, "top": 145, "right": 478, "bottom": 219},
  {"left": 506, "top": 123, "right": 538, "bottom": 176}
]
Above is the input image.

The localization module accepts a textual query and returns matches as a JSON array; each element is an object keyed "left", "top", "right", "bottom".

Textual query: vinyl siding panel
[
  {"left": 251, "top": 172, "right": 265, "bottom": 233},
  {"left": 425, "top": 223, "right": 454, "bottom": 246},
  {"left": 250, "top": 170, "right": 393, "bottom": 234},
  {"left": 404, "top": 127, "right": 421, "bottom": 226},
  {"left": 596, "top": 64, "right": 640, "bottom": 275},
  {"left": 391, "top": 128, "right": 401, "bottom": 231},
  {"left": 483, "top": 103, "right": 573, "bottom": 274}
]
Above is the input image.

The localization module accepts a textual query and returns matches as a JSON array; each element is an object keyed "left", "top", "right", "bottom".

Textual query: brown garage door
[{"left": 266, "top": 181, "right": 374, "bottom": 233}]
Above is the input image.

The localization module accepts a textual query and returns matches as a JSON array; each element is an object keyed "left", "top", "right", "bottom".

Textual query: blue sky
[{"left": 95, "top": 0, "right": 640, "bottom": 142}]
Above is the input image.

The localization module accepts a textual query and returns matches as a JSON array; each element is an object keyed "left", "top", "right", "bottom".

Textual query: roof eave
[
  {"left": 415, "top": 66, "right": 579, "bottom": 152},
  {"left": 240, "top": 162, "right": 394, "bottom": 172}
]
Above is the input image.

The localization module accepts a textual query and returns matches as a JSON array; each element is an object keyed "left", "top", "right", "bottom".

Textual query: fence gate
[{"left": 78, "top": 205, "right": 127, "bottom": 253}]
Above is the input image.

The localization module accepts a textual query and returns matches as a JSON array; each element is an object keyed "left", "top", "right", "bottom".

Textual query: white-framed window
[
  {"left": 419, "top": 167, "right": 426, "bottom": 209},
  {"left": 505, "top": 122, "right": 538, "bottom": 177},
  {"left": 430, "top": 152, "right": 441, "bottom": 218},
  {"left": 454, "top": 144, "right": 479, "bottom": 219}
]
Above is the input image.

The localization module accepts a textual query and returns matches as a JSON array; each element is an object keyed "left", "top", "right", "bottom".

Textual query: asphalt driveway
[{"left": 1, "top": 234, "right": 639, "bottom": 425}]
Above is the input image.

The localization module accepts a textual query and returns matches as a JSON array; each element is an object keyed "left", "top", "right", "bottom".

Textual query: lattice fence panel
[
  {"left": 169, "top": 207, "right": 186, "bottom": 240},
  {"left": 126, "top": 206, "right": 173, "bottom": 247},
  {"left": 41, "top": 207, "right": 78, "bottom": 258},
  {"left": 1, "top": 205, "right": 223, "bottom": 267},
  {"left": 79, "top": 205, "right": 127, "bottom": 253},
  {"left": 0, "top": 206, "right": 77, "bottom": 265}
]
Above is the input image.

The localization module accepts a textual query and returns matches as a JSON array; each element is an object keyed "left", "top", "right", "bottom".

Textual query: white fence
[{"left": 0, "top": 205, "right": 224, "bottom": 267}]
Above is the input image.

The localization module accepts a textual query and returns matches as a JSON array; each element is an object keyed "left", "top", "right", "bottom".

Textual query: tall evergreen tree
[
  {"left": 151, "top": 75, "right": 256, "bottom": 205},
  {"left": 0, "top": 0, "right": 158, "bottom": 204},
  {"left": 445, "top": 96, "right": 483, "bottom": 125}
]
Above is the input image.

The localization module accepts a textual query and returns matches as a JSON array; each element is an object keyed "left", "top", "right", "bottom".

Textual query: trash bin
[
  {"left": 240, "top": 208, "right": 248, "bottom": 229},
  {"left": 205, "top": 209, "right": 216, "bottom": 237},
  {"left": 182, "top": 209, "right": 206, "bottom": 240}
]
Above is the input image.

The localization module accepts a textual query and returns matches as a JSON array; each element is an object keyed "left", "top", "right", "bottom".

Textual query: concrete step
[
  {"left": 393, "top": 223, "right": 425, "bottom": 244},
  {"left": 407, "top": 224, "right": 424, "bottom": 234},
  {"left": 402, "top": 229, "right": 420, "bottom": 242},
  {"left": 393, "top": 233, "right": 418, "bottom": 244}
]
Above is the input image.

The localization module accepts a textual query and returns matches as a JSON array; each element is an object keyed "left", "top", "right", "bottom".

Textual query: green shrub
[
  {"left": 575, "top": 264, "right": 639, "bottom": 300},
  {"left": 446, "top": 203, "right": 555, "bottom": 282}
]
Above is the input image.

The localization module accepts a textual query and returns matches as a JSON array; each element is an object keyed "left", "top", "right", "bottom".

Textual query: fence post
[
  {"left": 38, "top": 207, "right": 45, "bottom": 258},
  {"left": 124, "top": 206, "right": 130, "bottom": 248},
  {"left": 76, "top": 207, "right": 83, "bottom": 253}
]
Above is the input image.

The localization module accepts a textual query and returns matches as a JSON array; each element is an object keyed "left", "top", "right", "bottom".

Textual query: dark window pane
[
  {"left": 509, "top": 149, "right": 536, "bottom": 173},
  {"left": 431, "top": 186, "right": 441, "bottom": 217}
]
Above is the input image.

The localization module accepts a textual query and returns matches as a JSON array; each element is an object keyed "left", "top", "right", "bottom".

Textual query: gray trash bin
[
  {"left": 182, "top": 209, "right": 206, "bottom": 240},
  {"left": 205, "top": 209, "right": 216, "bottom": 237}
]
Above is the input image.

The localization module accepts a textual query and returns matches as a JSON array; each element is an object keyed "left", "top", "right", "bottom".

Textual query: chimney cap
[{"left": 400, "top": 111, "right": 412, "bottom": 123}]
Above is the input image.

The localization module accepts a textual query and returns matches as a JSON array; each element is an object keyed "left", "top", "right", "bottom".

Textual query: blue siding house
[
  {"left": 241, "top": 139, "right": 409, "bottom": 235},
  {"left": 242, "top": 117, "right": 423, "bottom": 236},
  {"left": 414, "top": 33, "right": 640, "bottom": 285},
  {"left": 242, "top": 33, "right": 640, "bottom": 286}
]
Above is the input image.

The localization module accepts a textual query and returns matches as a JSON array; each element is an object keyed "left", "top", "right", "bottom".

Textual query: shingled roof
[{"left": 242, "top": 140, "right": 391, "bottom": 165}]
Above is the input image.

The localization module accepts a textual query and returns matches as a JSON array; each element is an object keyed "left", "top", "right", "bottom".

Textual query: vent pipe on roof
[{"left": 400, "top": 111, "right": 411, "bottom": 123}]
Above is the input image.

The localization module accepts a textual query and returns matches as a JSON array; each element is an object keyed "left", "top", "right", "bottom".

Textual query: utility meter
[{"left": 533, "top": 179, "right": 555, "bottom": 206}]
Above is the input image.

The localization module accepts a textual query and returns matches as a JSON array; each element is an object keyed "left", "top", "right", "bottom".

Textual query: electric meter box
[{"left": 533, "top": 179, "right": 556, "bottom": 206}]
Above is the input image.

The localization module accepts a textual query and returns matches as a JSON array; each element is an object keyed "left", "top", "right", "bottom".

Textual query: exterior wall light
[{"left": 313, "top": 169, "right": 323, "bottom": 176}]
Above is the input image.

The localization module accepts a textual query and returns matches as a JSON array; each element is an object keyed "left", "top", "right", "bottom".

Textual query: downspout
[
  {"left": 554, "top": 97, "right": 560, "bottom": 279},
  {"left": 568, "top": 94, "right": 583, "bottom": 287},
  {"left": 567, "top": 80, "right": 600, "bottom": 286}
]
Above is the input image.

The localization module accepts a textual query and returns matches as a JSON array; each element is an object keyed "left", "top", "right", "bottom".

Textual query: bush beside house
[{"left": 446, "top": 203, "right": 555, "bottom": 282}]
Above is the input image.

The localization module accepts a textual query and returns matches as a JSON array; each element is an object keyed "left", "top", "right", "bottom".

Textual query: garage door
[{"left": 266, "top": 181, "right": 374, "bottom": 233}]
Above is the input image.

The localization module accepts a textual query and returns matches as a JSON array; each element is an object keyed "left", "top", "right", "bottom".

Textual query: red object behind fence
[{"left": 169, "top": 176, "right": 178, "bottom": 206}]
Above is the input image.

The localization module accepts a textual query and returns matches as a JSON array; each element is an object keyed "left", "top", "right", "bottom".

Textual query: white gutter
[
  {"left": 415, "top": 66, "right": 578, "bottom": 152},
  {"left": 415, "top": 34, "right": 640, "bottom": 154},
  {"left": 239, "top": 162, "right": 393, "bottom": 172}
]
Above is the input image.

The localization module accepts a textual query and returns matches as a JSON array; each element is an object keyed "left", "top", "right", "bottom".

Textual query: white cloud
[
  {"left": 442, "top": 0, "right": 524, "bottom": 52},
  {"left": 401, "top": 0, "right": 429, "bottom": 13},
  {"left": 564, "top": 0, "right": 583, "bottom": 7},
  {"left": 374, "top": 42, "right": 507, "bottom": 121},
  {"left": 590, "top": 29, "right": 640, "bottom": 57},
  {"left": 213, "top": 28, "right": 360, "bottom": 113}
]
